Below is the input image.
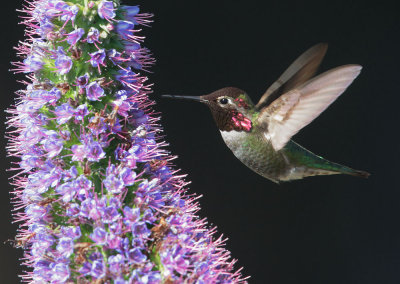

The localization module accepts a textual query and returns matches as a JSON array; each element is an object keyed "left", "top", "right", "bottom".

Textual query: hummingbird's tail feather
[
  {"left": 292, "top": 159, "right": 370, "bottom": 180},
  {"left": 337, "top": 168, "right": 370, "bottom": 178},
  {"left": 283, "top": 141, "right": 370, "bottom": 180},
  {"left": 290, "top": 166, "right": 370, "bottom": 180}
]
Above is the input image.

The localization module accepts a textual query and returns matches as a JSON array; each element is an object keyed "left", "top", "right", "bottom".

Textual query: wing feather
[
  {"left": 256, "top": 43, "right": 328, "bottom": 110},
  {"left": 258, "top": 65, "right": 362, "bottom": 151}
]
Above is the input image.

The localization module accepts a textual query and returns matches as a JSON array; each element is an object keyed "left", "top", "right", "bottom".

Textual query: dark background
[{"left": 1, "top": 0, "right": 399, "bottom": 283}]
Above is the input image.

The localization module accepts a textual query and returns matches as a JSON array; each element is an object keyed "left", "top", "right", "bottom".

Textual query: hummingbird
[{"left": 162, "top": 43, "right": 370, "bottom": 183}]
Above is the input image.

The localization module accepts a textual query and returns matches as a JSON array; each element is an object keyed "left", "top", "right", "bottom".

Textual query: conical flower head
[{"left": 8, "top": 0, "right": 247, "bottom": 283}]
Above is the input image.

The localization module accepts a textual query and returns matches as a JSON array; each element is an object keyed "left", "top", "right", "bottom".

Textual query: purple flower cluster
[{"left": 8, "top": 0, "right": 247, "bottom": 283}]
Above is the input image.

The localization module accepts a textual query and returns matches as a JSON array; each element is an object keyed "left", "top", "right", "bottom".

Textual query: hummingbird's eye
[{"left": 219, "top": 98, "right": 229, "bottom": 105}]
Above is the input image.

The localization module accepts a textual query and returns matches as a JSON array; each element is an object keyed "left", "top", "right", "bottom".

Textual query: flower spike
[{"left": 7, "top": 0, "right": 248, "bottom": 283}]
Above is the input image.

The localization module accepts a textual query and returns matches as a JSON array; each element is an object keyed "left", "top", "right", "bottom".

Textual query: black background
[{"left": 1, "top": 0, "right": 399, "bottom": 283}]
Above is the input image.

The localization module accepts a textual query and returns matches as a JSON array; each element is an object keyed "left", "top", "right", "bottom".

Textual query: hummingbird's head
[{"left": 162, "top": 87, "right": 254, "bottom": 132}]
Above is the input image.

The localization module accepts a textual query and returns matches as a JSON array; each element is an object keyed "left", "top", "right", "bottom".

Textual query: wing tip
[
  {"left": 342, "top": 64, "right": 363, "bottom": 74},
  {"left": 316, "top": 42, "right": 329, "bottom": 51},
  {"left": 343, "top": 64, "right": 363, "bottom": 81},
  {"left": 321, "top": 64, "right": 363, "bottom": 83}
]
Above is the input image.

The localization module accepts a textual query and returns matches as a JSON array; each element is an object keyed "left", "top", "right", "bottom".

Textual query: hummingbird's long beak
[{"left": 161, "top": 95, "right": 207, "bottom": 103}]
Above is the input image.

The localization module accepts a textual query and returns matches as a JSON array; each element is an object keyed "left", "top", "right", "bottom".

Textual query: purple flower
[
  {"left": 45, "top": 1, "right": 68, "bottom": 18},
  {"left": 133, "top": 271, "right": 161, "bottom": 284},
  {"left": 132, "top": 221, "right": 150, "bottom": 237},
  {"left": 114, "top": 278, "right": 128, "bottom": 284},
  {"left": 106, "top": 232, "right": 122, "bottom": 249},
  {"left": 75, "top": 104, "right": 89, "bottom": 121},
  {"left": 104, "top": 174, "right": 124, "bottom": 194},
  {"left": 86, "top": 82, "right": 104, "bottom": 101},
  {"left": 107, "top": 49, "right": 123, "bottom": 65},
  {"left": 129, "top": 108, "right": 149, "bottom": 126},
  {"left": 23, "top": 53, "right": 44, "bottom": 72},
  {"left": 66, "top": 28, "right": 84, "bottom": 45},
  {"left": 37, "top": 18, "right": 54, "bottom": 38},
  {"left": 71, "top": 138, "right": 106, "bottom": 163},
  {"left": 113, "top": 92, "right": 132, "bottom": 117},
  {"left": 32, "top": 233, "right": 54, "bottom": 256},
  {"left": 109, "top": 196, "right": 121, "bottom": 208},
  {"left": 123, "top": 206, "right": 140, "bottom": 226},
  {"left": 20, "top": 154, "right": 42, "bottom": 171},
  {"left": 56, "top": 181, "right": 75, "bottom": 202},
  {"left": 56, "top": 237, "right": 74, "bottom": 257},
  {"left": 76, "top": 74, "right": 89, "bottom": 87},
  {"left": 128, "top": 248, "right": 147, "bottom": 264},
  {"left": 115, "top": 68, "right": 137, "bottom": 86},
  {"left": 66, "top": 203, "right": 80, "bottom": 217},
  {"left": 64, "top": 166, "right": 78, "bottom": 181},
  {"left": 98, "top": 1, "right": 116, "bottom": 20},
  {"left": 109, "top": 219, "right": 123, "bottom": 235},
  {"left": 123, "top": 40, "right": 141, "bottom": 52},
  {"left": 120, "top": 6, "right": 140, "bottom": 22},
  {"left": 61, "top": 226, "right": 82, "bottom": 240},
  {"left": 41, "top": 131, "right": 63, "bottom": 158},
  {"left": 142, "top": 209, "right": 155, "bottom": 223},
  {"left": 55, "top": 47, "right": 72, "bottom": 75},
  {"left": 80, "top": 198, "right": 102, "bottom": 220},
  {"left": 25, "top": 166, "right": 62, "bottom": 195},
  {"left": 60, "top": 5, "right": 79, "bottom": 23},
  {"left": 103, "top": 206, "right": 120, "bottom": 223},
  {"left": 108, "top": 254, "right": 124, "bottom": 274},
  {"left": 86, "top": 27, "right": 99, "bottom": 44},
  {"left": 86, "top": 141, "right": 105, "bottom": 161},
  {"left": 79, "top": 261, "right": 92, "bottom": 276},
  {"left": 90, "top": 227, "right": 106, "bottom": 244},
  {"left": 43, "top": 87, "right": 61, "bottom": 104},
  {"left": 51, "top": 263, "right": 70, "bottom": 283},
  {"left": 21, "top": 125, "right": 45, "bottom": 147},
  {"left": 25, "top": 204, "right": 47, "bottom": 221},
  {"left": 116, "top": 20, "right": 135, "bottom": 38},
  {"left": 91, "top": 259, "right": 106, "bottom": 279},
  {"left": 89, "top": 49, "right": 106, "bottom": 67},
  {"left": 71, "top": 144, "right": 86, "bottom": 161},
  {"left": 120, "top": 167, "right": 136, "bottom": 186},
  {"left": 54, "top": 103, "right": 75, "bottom": 124},
  {"left": 75, "top": 175, "right": 92, "bottom": 190}
]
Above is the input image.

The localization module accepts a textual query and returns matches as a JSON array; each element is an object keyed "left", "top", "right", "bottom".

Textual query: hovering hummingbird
[{"left": 162, "top": 43, "right": 370, "bottom": 183}]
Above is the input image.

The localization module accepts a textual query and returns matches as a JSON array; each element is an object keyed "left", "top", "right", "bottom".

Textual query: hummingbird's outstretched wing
[
  {"left": 256, "top": 43, "right": 328, "bottom": 111},
  {"left": 257, "top": 65, "right": 362, "bottom": 151}
]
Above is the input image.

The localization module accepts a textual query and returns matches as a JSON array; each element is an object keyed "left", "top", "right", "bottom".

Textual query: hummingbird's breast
[{"left": 220, "top": 129, "right": 289, "bottom": 182}]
